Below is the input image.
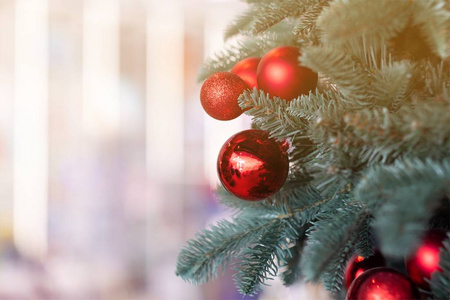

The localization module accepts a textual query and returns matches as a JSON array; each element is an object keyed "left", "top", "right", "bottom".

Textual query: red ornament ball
[
  {"left": 217, "top": 129, "right": 289, "bottom": 201},
  {"left": 230, "top": 57, "right": 261, "bottom": 89},
  {"left": 257, "top": 46, "right": 318, "bottom": 100},
  {"left": 346, "top": 267, "right": 420, "bottom": 300},
  {"left": 344, "top": 251, "right": 386, "bottom": 289},
  {"left": 200, "top": 72, "right": 248, "bottom": 120},
  {"left": 405, "top": 229, "right": 448, "bottom": 290}
]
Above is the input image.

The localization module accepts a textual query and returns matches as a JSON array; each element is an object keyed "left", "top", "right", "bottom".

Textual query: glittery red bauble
[
  {"left": 256, "top": 46, "right": 317, "bottom": 100},
  {"left": 405, "top": 229, "right": 448, "bottom": 290},
  {"left": 344, "top": 251, "right": 386, "bottom": 289},
  {"left": 230, "top": 57, "right": 261, "bottom": 89},
  {"left": 200, "top": 72, "right": 248, "bottom": 120},
  {"left": 217, "top": 129, "right": 289, "bottom": 201},
  {"left": 346, "top": 267, "right": 420, "bottom": 300}
]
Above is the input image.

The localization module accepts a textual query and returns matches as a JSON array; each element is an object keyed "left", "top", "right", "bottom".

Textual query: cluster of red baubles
[
  {"left": 344, "top": 229, "right": 448, "bottom": 300},
  {"left": 200, "top": 46, "right": 318, "bottom": 121},
  {"left": 200, "top": 46, "right": 318, "bottom": 201}
]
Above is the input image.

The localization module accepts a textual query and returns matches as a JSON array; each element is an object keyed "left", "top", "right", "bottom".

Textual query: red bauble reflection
[
  {"left": 230, "top": 57, "right": 261, "bottom": 89},
  {"left": 217, "top": 129, "right": 289, "bottom": 201},
  {"left": 405, "top": 229, "right": 448, "bottom": 290},
  {"left": 344, "top": 251, "right": 386, "bottom": 289},
  {"left": 346, "top": 267, "right": 420, "bottom": 300},
  {"left": 257, "top": 46, "right": 317, "bottom": 100},
  {"left": 200, "top": 72, "right": 248, "bottom": 120}
]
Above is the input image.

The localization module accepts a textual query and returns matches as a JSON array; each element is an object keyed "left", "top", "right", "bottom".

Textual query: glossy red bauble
[
  {"left": 217, "top": 129, "right": 289, "bottom": 201},
  {"left": 230, "top": 57, "right": 261, "bottom": 89},
  {"left": 200, "top": 72, "right": 248, "bottom": 120},
  {"left": 256, "top": 46, "right": 317, "bottom": 100},
  {"left": 344, "top": 251, "right": 386, "bottom": 289},
  {"left": 346, "top": 267, "right": 420, "bottom": 300},
  {"left": 405, "top": 229, "right": 448, "bottom": 290}
]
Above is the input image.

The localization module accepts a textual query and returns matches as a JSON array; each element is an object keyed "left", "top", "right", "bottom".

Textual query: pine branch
[
  {"left": 368, "top": 59, "right": 418, "bottom": 109},
  {"left": 421, "top": 61, "right": 450, "bottom": 102},
  {"left": 302, "top": 44, "right": 420, "bottom": 110},
  {"left": 178, "top": 179, "right": 344, "bottom": 289},
  {"left": 224, "top": 7, "right": 255, "bottom": 41},
  {"left": 429, "top": 232, "right": 450, "bottom": 300},
  {"left": 292, "top": 2, "right": 325, "bottom": 44},
  {"left": 301, "top": 201, "right": 370, "bottom": 293},
  {"left": 292, "top": 7, "right": 321, "bottom": 36},
  {"left": 234, "top": 221, "right": 283, "bottom": 296},
  {"left": 280, "top": 233, "right": 307, "bottom": 286},
  {"left": 218, "top": 176, "right": 309, "bottom": 210},
  {"left": 234, "top": 215, "right": 308, "bottom": 295},
  {"left": 176, "top": 217, "right": 278, "bottom": 284},
  {"left": 287, "top": 88, "right": 351, "bottom": 121},
  {"left": 300, "top": 46, "right": 371, "bottom": 102},
  {"left": 355, "top": 158, "right": 450, "bottom": 257},
  {"left": 317, "top": 0, "right": 411, "bottom": 50},
  {"left": 261, "top": 18, "right": 303, "bottom": 44},
  {"left": 251, "top": 0, "right": 314, "bottom": 35},
  {"left": 239, "top": 88, "right": 352, "bottom": 166},
  {"left": 218, "top": 179, "right": 328, "bottom": 225},
  {"left": 354, "top": 216, "right": 375, "bottom": 259},
  {"left": 288, "top": 136, "right": 316, "bottom": 167},
  {"left": 411, "top": 0, "right": 450, "bottom": 59},
  {"left": 314, "top": 102, "right": 450, "bottom": 169},
  {"left": 238, "top": 89, "right": 306, "bottom": 139},
  {"left": 226, "top": 186, "right": 320, "bottom": 296}
]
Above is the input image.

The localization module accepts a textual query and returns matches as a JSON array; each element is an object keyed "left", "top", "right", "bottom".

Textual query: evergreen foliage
[
  {"left": 317, "top": 0, "right": 412, "bottom": 50},
  {"left": 301, "top": 200, "right": 370, "bottom": 292},
  {"left": 177, "top": 0, "right": 450, "bottom": 298},
  {"left": 224, "top": 7, "right": 255, "bottom": 41},
  {"left": 233, "top": 219, "right": 282, "bottom": 296},
  {"left": 176, "top": 217, "right": 275, "bottom": 284},
  {"left": 355, "top": 158, "right": 450, "bottom": 257}
]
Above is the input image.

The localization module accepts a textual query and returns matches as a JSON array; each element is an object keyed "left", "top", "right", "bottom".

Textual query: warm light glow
[
  {"left": 230, "top": 152, "right": 263, "bottom": 172},
  {"left": 418, "top": 246, "right": 440, "bottom": 271},
  {"left": 146, "top": 0, "right": 185, "bottom": 183},
  {"left": 355, "top": 268, "right": 365, "bottom": 278},
  {"left": 82, "top": 0, "right": 120, "bottom": 137},
  {"left": 13, "top": 0, "right": 49, "bottom": 259},
  {"left": 267, "top": 62, "right": 291, "bottom": 84},
  {"left": 356, "top": 256, "right": 365, "bottom": 262}
]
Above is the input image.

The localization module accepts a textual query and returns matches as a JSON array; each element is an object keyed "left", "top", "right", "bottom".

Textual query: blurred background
[{"left": 0, "top": 0, "right": 330, "bottom": 299}]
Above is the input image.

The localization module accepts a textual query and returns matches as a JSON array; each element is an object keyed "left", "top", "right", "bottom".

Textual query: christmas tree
[{"left": 176, "top": 0, "right": 450, "bottom": 299}]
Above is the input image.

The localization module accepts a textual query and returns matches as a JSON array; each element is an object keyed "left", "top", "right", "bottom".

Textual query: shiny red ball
[
  {"left": 344, "top": 251, "right": 386, "bottom": 289},
  {"left": 257, "top": 46, "right": 317, "bottom": 100},
  {"left": 230, "top": 57, "right": 261, "bottom": 89},
  {"left": 346, "top": 267, "right": 420, "bottom": 300},
  {"left": 405, "top": 229, "right": 448, "bottom": 290},
  {"left": 217, "top": 129, "right": 289, "bottom": 201},
  {"left": 200, "top": 72, "right": 248, "bottom": 120}
]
